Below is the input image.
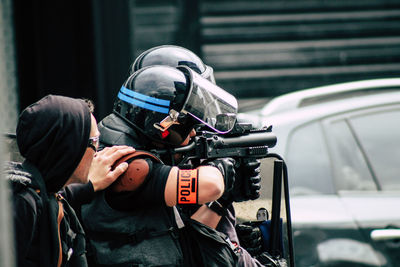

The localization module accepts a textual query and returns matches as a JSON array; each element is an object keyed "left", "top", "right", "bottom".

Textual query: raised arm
[{"left": 164, "top": 165, "right": 225, "bottom": 207}]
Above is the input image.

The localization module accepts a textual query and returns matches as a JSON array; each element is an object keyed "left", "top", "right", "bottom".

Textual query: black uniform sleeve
[
  {"left": 60, "top": 181, "right": 95, "bottom": 211},
  {"left": 105, "top": 160, "right": 172, "bottom": 211},
  {"left": 217, "top": 205, "right": 267, "bottom": 267}
]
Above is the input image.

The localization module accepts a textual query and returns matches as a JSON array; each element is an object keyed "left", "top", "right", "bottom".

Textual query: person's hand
[
  {"left": 89, "top": 145, "right": 135, "bottom": 191},
  {"left": 236, "top": 221, "right": 263, "bottom": 257},
  {"left": 206, "top": 158, "right": 236, "bottom": 207},
  {"left": 244, "top": 158, "right": 261, "bottom": 200},
  {"left": 233, "top": 158, "right": 261, "bottom": 202}
]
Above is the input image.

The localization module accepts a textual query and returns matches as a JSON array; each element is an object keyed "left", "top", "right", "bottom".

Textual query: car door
[
  {"left": 323, "top": 104, "right": 400, "bottom": 266},
  {"left": 283, "top": 118, "right": 380, "bottom": 266}
]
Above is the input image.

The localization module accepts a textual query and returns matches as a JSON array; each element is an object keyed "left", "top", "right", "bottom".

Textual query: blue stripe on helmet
[
  {"left": 118, "top": 92, "right": 169, "bottom": 114},
  {"left": 120, "top": 86, "right": 170, "bottom": 107}
]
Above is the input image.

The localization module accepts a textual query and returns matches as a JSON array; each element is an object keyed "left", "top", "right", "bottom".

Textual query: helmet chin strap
[{"left": 154, "top": 109, "right": 180, "bottom": 132}]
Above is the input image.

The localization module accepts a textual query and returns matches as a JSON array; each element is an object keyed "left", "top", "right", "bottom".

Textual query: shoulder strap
[
  {"left": 173, "top": 206, "right": 185, "bottom": 229},
  {"left": 117, "top": 150, "right": 162, "bottom": 164}
]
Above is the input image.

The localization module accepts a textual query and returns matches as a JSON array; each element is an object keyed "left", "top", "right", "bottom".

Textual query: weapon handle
[
  {"left": 267, "top": 154, "right": 295, "bottom": 267},
  {"left": 270, "top": 160, "right": 283, "bottom": 257}
]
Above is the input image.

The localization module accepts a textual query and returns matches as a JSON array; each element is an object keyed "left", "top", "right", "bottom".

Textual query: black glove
[
  {"left": 206, "top": 158, "right": 236, "bottom": 207},
  {"left": 233, "top": 158, "right": 261, "bottom": 202},
  {"left": 236, "top": 221, "right": 263, "bottom": 257},
  {"left": 256, "top": 252, "right": 284, "bottom": 267}
]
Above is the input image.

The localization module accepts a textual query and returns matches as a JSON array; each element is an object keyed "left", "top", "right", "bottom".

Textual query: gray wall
[{"left": 0, "top": 0, "right": 16, "bottom": 265}]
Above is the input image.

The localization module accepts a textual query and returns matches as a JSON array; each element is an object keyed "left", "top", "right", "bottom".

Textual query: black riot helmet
[
  {"left": 131, "top": 45, "right": 216, "bottom": 83},
  {"left": 113, "top": 65, "right": 237, "bottom": 146}
]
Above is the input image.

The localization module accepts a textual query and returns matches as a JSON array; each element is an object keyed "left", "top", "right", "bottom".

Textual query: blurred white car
[{"left": 239, "top": 78, "right": 400, "bottom": 267}]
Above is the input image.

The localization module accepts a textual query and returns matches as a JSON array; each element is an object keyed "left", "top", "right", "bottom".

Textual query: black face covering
[{"left": 16, "top": 95, "right": 91, "bottom": 192}]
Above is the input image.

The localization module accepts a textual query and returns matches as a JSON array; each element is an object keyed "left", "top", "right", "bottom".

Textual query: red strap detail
[{"left": 161, "top": 129, "right": 170, "bottom": 139}]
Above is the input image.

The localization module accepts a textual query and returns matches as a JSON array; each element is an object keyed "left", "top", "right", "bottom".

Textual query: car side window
[
  {"left": 328, "top": 120, "right": 377, "bottom": 192},
  {"left": 286, "top": 122, "right": 335, "bottom": 195},
  {"left": 349, "top": 108, "right": 400, "bottom": 191}
]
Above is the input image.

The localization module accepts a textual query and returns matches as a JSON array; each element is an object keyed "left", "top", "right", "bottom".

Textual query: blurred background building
[
  {"left": 1, "top": 0, "right": 400, "bottom": 128},
  {"left": 2, "top": 1, "right": 399, "bottom": 265}
]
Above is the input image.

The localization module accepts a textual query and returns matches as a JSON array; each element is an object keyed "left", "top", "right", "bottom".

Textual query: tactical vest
[
  {"left": 81, "top": 191, "right": 184, "bottom": 266},
  {"left": 93, "top": 114, "right": 239, "bottom": 266},
  {"left": 87, "top": 114, "right": 183, "bottom": 266}
]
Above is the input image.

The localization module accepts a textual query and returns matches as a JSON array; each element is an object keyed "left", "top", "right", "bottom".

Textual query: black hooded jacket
[
  {"left": 10, "top": 95, "right": 92, "bottom": 267},
  {"left": 16, "top": 94, "right": 91, "bottom": 192}
]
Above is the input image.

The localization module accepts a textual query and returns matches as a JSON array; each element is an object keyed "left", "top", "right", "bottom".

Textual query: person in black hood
[{"left": 6, "top": 94, "right": 135, "bottom": 267}]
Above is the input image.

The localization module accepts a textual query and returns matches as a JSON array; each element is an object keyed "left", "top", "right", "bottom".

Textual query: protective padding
[{"left": 111, "top": 151, "right": 161, "bottom": 192}]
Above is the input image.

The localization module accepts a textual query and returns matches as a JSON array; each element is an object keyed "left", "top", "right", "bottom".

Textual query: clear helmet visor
[{"left": 180, "top": 67, "right": 238, "bottom": 134}]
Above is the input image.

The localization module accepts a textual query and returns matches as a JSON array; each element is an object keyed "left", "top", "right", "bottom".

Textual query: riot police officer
[
  {"left": 130, "top": 45, "right": 267, "bottom": 266},
  {"left": 82, "top": 65, "right": 244, "bottom": 266},
  {"left": 131, "top": 44, "right": 216, "bottom": 83},
  {"left": 82, "top": 45, "right": 265, "bottom": 266}
]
